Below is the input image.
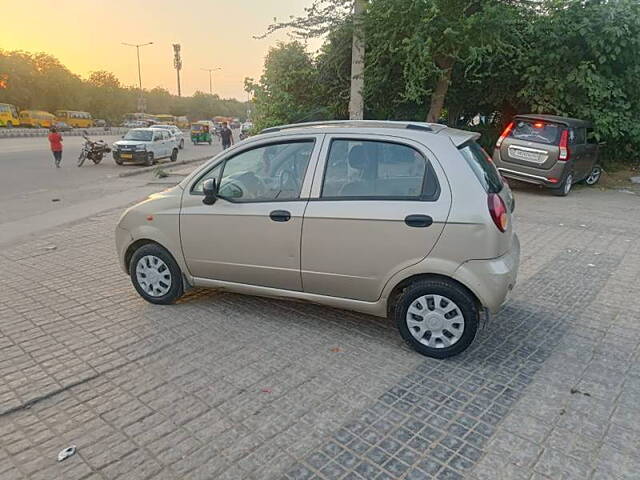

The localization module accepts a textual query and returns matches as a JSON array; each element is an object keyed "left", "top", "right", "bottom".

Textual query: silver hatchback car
[{"left": 116, "top": 121, "right": 520, "bottom": 358}]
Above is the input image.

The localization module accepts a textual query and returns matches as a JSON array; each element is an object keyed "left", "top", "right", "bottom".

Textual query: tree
[
  {"left": 245, "top": 42, "right": 325, "bottom": 130},
  {"left": 365, "top": 0, "right": 524, "bottom": 123}
]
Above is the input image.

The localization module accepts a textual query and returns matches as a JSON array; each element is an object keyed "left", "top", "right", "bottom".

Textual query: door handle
[
  {"left": 269, "top": 210, "right": 291, "bottom": 222},
  {"left": 405, "top": 214, "right": 433, "bottom": 228}
]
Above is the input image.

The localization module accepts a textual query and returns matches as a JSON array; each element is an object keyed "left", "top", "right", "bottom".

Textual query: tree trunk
[
  {"left": 349, "top": 0, "right": 366, "bottom": 120},
  {"left": 426, "top": 56, "right": 455, "bottom": 123}
]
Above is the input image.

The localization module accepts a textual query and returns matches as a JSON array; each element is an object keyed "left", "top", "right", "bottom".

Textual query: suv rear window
[
  {"left": 511, "top": 120, "right": 562, "bottom": 145},
  {"left": 459, "top": 142, "right": 503, "bottom": 193}
]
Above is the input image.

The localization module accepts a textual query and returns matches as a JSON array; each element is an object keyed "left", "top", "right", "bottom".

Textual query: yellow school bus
[
  {"left": 55, "top": 110, "right": 93, "bottom": 128},
  {"left": 19, "top": 110, "right": 56, "bottom": 128},
  {"left": 0, "top": 103, "right": 20, "bottom": 127},
  {"left": 154, "top": 114, "right": 176, "bottom": 125}
]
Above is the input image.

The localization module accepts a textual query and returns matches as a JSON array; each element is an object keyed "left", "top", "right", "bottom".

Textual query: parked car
[
  {"left": 53, "top": 121, "right": 72, "bottom": 132},
  {"left": 116, "top": 120, "right": 520, "bottom": 358},
  {"left": 151, "top": 124, "right": 185, "bottom": 149},
  {"left": 112, "top": 128, "right": 179, "bottom": 166},
  {"left": 94, "top": 119, "right": 107, "bottom": 127},
  {"left": 492, "top": 114, "right": 601, "bottom": 196}
]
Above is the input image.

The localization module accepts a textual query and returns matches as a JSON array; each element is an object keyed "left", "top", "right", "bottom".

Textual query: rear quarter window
[{"left": 459, "top": 142, "right": 503, "bottom": 194}]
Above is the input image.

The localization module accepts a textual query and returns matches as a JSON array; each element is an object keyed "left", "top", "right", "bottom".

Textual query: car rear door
[{"left": 301, "top": 135, "right": 451, "bottom": 302}]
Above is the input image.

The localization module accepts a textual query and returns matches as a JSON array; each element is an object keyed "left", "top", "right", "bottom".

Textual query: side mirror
[{"left": 202, "top": 178, "right": 218, "bottom": 205}]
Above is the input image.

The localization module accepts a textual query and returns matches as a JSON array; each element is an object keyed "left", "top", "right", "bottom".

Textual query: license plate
[
  {"left": 120, "top": 153, "right": 132, "bottom": 159},
  {"left": 511, "top": 149, "right": 539, "bottom": 161}
]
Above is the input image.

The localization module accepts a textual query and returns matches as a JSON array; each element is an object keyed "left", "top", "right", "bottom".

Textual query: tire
[
  {"left": 394, "top": 279, "right": 479, "bottom": 359},
  {"left": 179, "top": 139, "right": 184, "bottom": 149},
  {"left": 552, "top": 172, "right": 573, "bottom": 197},
  {"left": 144, "top": 152, "right": 154, "bottom": 166},
  {"left": 77, "top": 151, "right": 86, "bottom": 167},
  {"left": 92, "top": 154, "right": 103, "bottom": 165},
  {"left": 170, "top": 148, "right": 178, "bottom": 162},
  {"left": 114, "top": 156, "right": 124, "bottom": 165},
  {"left": 129, "top": 243, "right": 184, "bottom": 305},
  {"left": 583, "top": 165, "right": 602, "bottom": 186}
]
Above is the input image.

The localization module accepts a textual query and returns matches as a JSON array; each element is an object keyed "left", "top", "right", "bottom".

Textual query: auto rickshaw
[{"left": 191, "top": 122, "right": 212, "bottom": 145}]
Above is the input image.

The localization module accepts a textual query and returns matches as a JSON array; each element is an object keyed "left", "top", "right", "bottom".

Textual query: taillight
[
  {"left": 488, "top": 193, "right": 508, "bottom": 232},
  {"left": 496, "top": 121, "right": 514, "bottom": 148},
  {"left": 559, "top": 129, "right": 570, "bottom": 161}
]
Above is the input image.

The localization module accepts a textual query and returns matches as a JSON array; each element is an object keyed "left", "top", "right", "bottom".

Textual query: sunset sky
[{"left": 3, "top": 0, "right": 323, "bottom": 100}]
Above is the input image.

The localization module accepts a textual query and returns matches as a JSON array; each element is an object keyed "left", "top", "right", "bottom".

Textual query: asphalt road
[{"left": 0, "top": 133, "right": 224, "bottom": 225}]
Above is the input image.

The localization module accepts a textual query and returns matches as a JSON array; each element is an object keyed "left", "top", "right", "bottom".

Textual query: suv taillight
[
  {"left": 559, "top": 129, "right": 570, "bottom": 161},
  {"left": 488, "top": 193, "right": 508, "bottom": 232},
  {"left": 496, "top": 121, "right": 514, "bottom": 148}
]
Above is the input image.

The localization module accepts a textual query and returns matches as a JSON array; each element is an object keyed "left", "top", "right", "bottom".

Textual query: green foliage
[
  {"left": 245, "top": 42, "right": 330, "bottom": 131},
  {"left": 0, "top": 50, "right": 247, "bottom": 124},
  {"left": 249, "top": 0, "right": 640, "bottom": 164},
  {"left": 517, "top": 0, "right": 640, "bottom": 164}
]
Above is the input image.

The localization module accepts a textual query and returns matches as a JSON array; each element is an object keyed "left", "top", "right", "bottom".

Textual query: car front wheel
[
  {"left": 394, "top": 279, "right": 479, "bottom": 359},
  {"left": 144, "top": 152, "right": 154, "bottom": 166},
  {"left": 129, "top": 243, "right": 184, "bottom": 305}
]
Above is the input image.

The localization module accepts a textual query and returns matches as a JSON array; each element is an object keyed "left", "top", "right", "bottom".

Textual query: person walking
[
  {"left": 48, "top": 127, "right": 63, "bottom": 167},
  {"left": 220, "top": 122, "right": 234, "bottom": 150}
]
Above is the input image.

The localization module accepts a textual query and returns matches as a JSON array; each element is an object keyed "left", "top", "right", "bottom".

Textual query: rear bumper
[
  {"left": 493, "top": 151, "right": 567, "bottom": 187},
  {"left": 453, "top": 234, "right": 520, "bottom": 314}
]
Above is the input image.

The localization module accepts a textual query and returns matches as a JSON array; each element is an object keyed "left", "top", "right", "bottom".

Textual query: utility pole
[
  {"left": 122, "top": 41, "right": 153, "bottom": 111},
  {"left": 173, "top": 44, "right": 182, "bottom": 97},
  {"left": 348, "top": 0, "right": 366, "bottom": 120},
  {"left": 201, "top": 68, "right": 221, "bottom": 95}
]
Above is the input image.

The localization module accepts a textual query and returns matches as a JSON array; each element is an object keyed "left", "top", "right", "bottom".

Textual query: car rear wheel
[
  {"left": 129, "top": 243, "right": 184, "bottom": 305},
  {"left": 552, "top": 172, "right": 573, "bottom": 197},
  {"left": 170, "top": 148, "right": 178, "bottom": 162},
  {"left": 394, "top": 279, "right": 479, "bottom": 358},
  {"left": 584, "top": 165, "right": 602, "bottom": 186},
  {"left": 179, "top": 139, "right": 184, "bottom": 149}
]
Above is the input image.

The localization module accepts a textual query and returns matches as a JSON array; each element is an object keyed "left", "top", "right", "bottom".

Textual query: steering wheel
[{"left": 278, "top": 169, "right": 300, "bottom": 192}]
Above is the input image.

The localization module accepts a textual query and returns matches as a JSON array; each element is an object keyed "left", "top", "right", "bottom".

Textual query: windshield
[
  {"left": 511, "top": 120, "right": 562, "bottom": 145},
  {"left": 459, "top": 142, "right": 503, "bottom": 193},
  {"left": 124, "top": 130, "right": 152, "bottom": 141}
]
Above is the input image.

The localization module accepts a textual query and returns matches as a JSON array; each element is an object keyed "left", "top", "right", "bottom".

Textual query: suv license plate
[
  {"left": 510, "top": 149, "right": 540, "bottom": 162},
  {"left": 120, "top": 153, "right": 132, "bottom": 159}
]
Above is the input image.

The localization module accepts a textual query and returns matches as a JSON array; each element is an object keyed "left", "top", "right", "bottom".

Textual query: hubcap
[
  {"left": 136, "top": 255, "right": 171, "bottom": 297},
  {"left": 406, "top": 294, "right": 465, "bottom": 349},
  {"left": 586, "top": 167, "right": 601, "bottom": 185}
]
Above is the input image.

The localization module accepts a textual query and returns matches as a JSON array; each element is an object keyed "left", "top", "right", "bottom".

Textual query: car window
[
  {"left": 459, "top": 142, "right": 503, "bottom": 194},
  {"left": 511, "top": 120, "right": 561, "bottom": 145},
  {"left": 192, "top": 163, "right": 223, "bottom": 194},
  {"left": 573, "top": 127, "right": 586, "bottom": 145},
  {"left": 124, "top": 130, "right": 153, "bottom": 141},
  {"left": 321, "top": 139, "right": 427, "bottom": 199},
  {"left": 193, "top": 140, "right": 314, "bottom": 201}
]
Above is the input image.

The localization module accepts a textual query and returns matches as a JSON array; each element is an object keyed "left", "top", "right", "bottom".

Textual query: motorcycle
[{"left": 78, "top": 132, "right": 111, "bottom": 167}]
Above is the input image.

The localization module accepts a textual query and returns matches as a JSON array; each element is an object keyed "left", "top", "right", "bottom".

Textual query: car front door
[
  {"left": 180, "top": 135, "right": 321, "bottom": 290},
  {"left": 151, "top": 131, "right": 163, "bottom": 158},
  {"left": 301, "top": 135, "right": 451, "bottom": 302}
]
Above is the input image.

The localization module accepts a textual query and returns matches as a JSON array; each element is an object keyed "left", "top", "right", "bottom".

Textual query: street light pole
[
  {"left": 201, "top": 68, "right": 221, "bottom": 95},
  {"left": 122, "top": 42, "right": 153, "bottom": 111}
]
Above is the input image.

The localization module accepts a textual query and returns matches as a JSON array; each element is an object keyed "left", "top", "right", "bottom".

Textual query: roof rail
[{"left": 260, "top": 120, "right": 436, "bottom": 134}]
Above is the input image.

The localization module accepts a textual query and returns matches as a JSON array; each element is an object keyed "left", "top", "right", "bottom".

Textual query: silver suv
[{"left": 116, "top": 121, "right": 520, "bottom": 358}]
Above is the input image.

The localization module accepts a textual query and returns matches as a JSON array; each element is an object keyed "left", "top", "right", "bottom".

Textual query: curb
[{"left": 117, "top": 156, "right": 211, "bottom": 178}]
